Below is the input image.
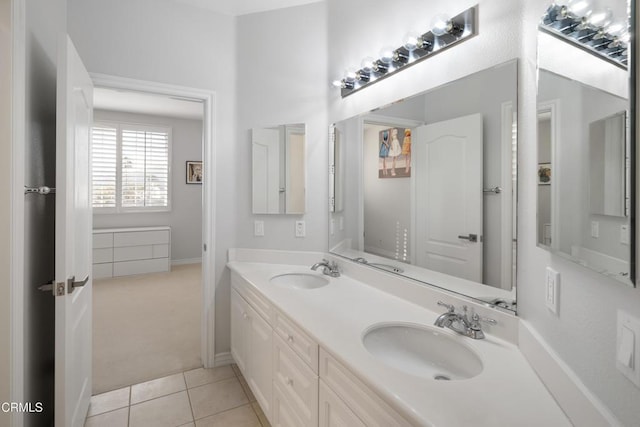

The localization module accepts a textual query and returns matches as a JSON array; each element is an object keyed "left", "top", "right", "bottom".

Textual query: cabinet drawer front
[
  {"left": 93, "top": 263, "right": 113, "bottom": 279},
  {"left": 114, "top": 245, "right": 153, "bottom": 262},
  {"left": 93, "top": 248, "right": 113, "bottom": 264},
  {"left": 231, "top": 272, "right": 272, "bottom": 325},
  {"left": 319, "top": 349, "right": 412, "bottom": 427},
  {"left": 93, "top": 233, "right": 113, "bottom": 249},
  {"left": 152, "top": 244, "right": 169, "bottom": 258},
  {"left": 319, "top": 380, "right": 366, "bottom": 427},
  {"left": 273, "top": 382, "right": 308, "bottom": 427},
  {"left": 113, "top": 258, "right": 169, "bottom": 276},
  {"left": 273, "top": 334, "right": 318, "bottom": 425},
  {"left": 274, "top": 310, "right": 318, "bottom": 374},
  {"left": 113, "top": 230, "right": 169, "bottom": 247}
]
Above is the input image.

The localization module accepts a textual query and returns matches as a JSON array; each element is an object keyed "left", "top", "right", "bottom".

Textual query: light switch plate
[
  {"left": 254, "top": 220, "right": 264, "bottom": 237},
  {"left": 591, "top": 221, "right": 599, "bottom": 238},
  {"left": 295, "top": 220, "right": 306, "bottom": 238},
  {"left": 545, "top": 267, "right": 559, "bottom": 314},
  {"left": 617, "top": 310, "right": 640, "bottom": 388}
]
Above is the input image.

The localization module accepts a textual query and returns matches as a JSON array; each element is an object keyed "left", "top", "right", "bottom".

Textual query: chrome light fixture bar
[
  {"left": 333, "top": 6, "right": 478, "bottom": 98},
  {"left": 540, "top": 3, "right": 629, "bottom": 69}
]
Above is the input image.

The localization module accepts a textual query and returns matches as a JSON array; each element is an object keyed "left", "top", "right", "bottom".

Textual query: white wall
[
  {"left": 0, "top": 0, "right": 11, "bottom": 424},
  {"left": 67, "top": 0, "right": 238, "bottom": 355},
  {"left": 329, "top": 0, "right": 640, "bottom": 424},
  {"left": 93, "top": 110, "right": 203, "bottom": 262}
]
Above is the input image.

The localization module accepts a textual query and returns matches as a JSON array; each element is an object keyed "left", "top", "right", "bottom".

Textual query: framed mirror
[
  {"left": 536, "top": 0, "right": 635, "bottom": 286},
  {"left": 329, "top": 60, "right": 518, "bottom": 312},
  {"left": 252, "top": 124, "right": 306, "bottom": 214}
]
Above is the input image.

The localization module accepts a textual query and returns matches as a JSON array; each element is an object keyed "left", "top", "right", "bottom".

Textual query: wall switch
[
  {"left": 591, "top": 221, "right": 599, "bottom": 238},
  {"left": 254, "top": 220, "right": 264, "bottom": 237},
  {"left": 621, "top": 225, "right": 630, "bottom": 245},
  {"left": 545, "top": 267, "right": 560, "bottom": 314},
  {"left": 617, "top": 310, "right": 640, "bottom": 388},
  {"left": 295, "top": 220, "right": 306, "bottom": 237}
]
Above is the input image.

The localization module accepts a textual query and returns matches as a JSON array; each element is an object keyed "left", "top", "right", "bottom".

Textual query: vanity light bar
[
  {"left": 540, "top": 3, "right": 629, "bottom": 69},
  {"left": 333, "top": 6, "right": 478, "bottom": 98}
]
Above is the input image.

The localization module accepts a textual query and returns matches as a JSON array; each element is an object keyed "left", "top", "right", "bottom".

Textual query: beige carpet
[{"left": 92, "top": 263, "right": 202, "bottom": 395}]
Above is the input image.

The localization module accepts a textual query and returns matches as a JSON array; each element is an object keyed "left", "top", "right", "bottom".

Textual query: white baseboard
[
  {"left": 213, "top": 352, "right": 234, "bottom": 367},
  {"left": 519, "top": 321, "right": 621, "bottom": 427},
  {"left": 172, "top": 258, "right": 202, "bottom": 266}
]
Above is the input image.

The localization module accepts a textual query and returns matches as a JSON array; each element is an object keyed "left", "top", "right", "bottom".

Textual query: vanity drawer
[
  {"left": 113, "top": 230, "right": 169, "bottom": 247},
  {"left": 319, "top": 348, "right": 412, "bottom": 427},
  {"left": 114, "top": 245, "right": 153, "bottom": 262},
  {"left": 93, "top": 233, "right": 113, "bottom": 249},
  {"left": 231, "top": 272, "right": 272, "bottom": 325},
  {"left": 93, "top": 248, "right": 113, "bottom": 264},
  {"left": 274, "top": 310, "right": 318, "bottom": 374},
  {"left": 273, "top": 334, "right": 318, "bottom": 426},
  {"left": 319, "top": 379, "right": 366, "bottom": 427},
  {"left": 272, "top": 381, "right": 307, "bottom": 427}
]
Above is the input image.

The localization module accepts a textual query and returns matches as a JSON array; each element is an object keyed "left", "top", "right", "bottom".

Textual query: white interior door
[
  {"left": 55, "top": 35, "right": 94, "bottom": 427},
  {"left": 252, "top": 128, "right": 280, "bottom": 213},
  {"left": 414, "top": 114, "right": 483, "bottom": 282}
]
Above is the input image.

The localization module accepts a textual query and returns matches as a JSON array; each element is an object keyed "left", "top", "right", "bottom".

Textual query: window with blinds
[{"left": 91, "top": 122, "right": 171, "bottom": 212}]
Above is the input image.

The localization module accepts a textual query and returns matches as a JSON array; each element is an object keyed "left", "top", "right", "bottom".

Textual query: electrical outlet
[
  {"left": 254, "top": 220, "right": 264, "bottom": 237},
  {"left": 621, "top": 225, "right": 630, "bottom": 245},
  {"left": 295, "top": 220, "right": 306, "bottom": 237},
  {"left": 545, "top": 267, "right": 559, "bottom": 314},
  {"left": 591, "top": 221, "right": 599, "bottom": 238}
]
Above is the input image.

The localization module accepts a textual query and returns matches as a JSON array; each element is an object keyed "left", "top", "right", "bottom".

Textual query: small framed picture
[
  {"left": 186, "top": 161, "right": 203, "bottom": 184},
  {"left": 538, "top": 163, "right": 551, "bottom": 185}
]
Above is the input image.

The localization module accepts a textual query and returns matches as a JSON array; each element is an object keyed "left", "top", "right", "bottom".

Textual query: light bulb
[
  {"left": 345, "top": 68, "right": 357, "bottom": 82},
  {"left": 567, "top": 0, "right": 590, "bottom": 15},
  {"left": 430, "top": 13, "right": 451, "bottom": 36},
  {"left": 379, "top": 46, "right": 395, "bottom": 64},
  {"left": 588, "top": 8, "right": 613, "bottom": 27},
  {"left": 403, "top": 31, "right": 419, "bottom": 51},
  {"left": 331, "top": 80, "right": 344, "bottom": 89},
  {"left": 360, "top": 57, "right": 375, "bottom": 71},
  {"left": 605, "top": 20, "right": 626, "bottom": 36}
]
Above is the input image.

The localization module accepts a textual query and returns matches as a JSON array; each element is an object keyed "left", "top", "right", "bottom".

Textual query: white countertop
[{"left": 227, "top": 261, "right": 571, "bottom": 427}]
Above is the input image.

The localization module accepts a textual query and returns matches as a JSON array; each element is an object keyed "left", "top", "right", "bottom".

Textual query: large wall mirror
[
  {"left": 536, "top": 0, "right": 635, "bottom": 286},
  {"left": 252, "top": 124, "right": 306, "bottom": 214},
  {"left": 329, "top": 60, "right": 518, "bottom": 312}
]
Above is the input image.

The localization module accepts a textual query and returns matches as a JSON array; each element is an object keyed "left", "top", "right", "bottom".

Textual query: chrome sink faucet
[
  {"left": 311, "top": 259, "right": 340, "bottom": 277},
  {"left": 434, "top": 301, "right": 496, "bottom": 339}
]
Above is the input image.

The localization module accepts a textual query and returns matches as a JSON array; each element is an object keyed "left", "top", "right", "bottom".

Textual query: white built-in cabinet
[
  {"left": 92, "top": 227, "right": 171, "bottom": 279},
  {"left": 230, "top": 271, "right": 413, "bottom": 427}
]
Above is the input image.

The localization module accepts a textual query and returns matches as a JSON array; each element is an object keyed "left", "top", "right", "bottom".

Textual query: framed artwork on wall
[
  {"left": 186, "top": 161, "right": 203, "bottom": 184},
  {"left": 378, "top": 127, "right": 412, "bottom": 178}
]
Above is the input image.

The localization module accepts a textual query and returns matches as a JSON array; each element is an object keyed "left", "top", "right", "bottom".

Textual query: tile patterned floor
[{"left": 85, "top": 364, "right": 271, "bottom": 427}]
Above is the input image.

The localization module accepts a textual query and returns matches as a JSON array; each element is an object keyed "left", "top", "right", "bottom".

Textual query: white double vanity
[{"left": 227, "top": 249, "right": 570, "bottom": 427}]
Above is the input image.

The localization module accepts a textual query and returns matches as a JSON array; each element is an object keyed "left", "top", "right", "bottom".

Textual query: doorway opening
[{"left": 90, "top": 75, "right": 216, "bottom": 394}]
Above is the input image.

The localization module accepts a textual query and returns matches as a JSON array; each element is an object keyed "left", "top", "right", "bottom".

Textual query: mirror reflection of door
[
  {"left": 414, "top": 114, "right": 484, "bottom": 283},
  {"left": 537, "top": 109, "right": 553, "bottom": 247}
]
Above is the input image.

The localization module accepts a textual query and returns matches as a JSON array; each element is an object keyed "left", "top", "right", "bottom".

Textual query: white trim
[
  {"left": 519, "top": 321, "right": 621, "bottom": 427},
  {"left": 213, "top": 352, "right": 235, "bottom": 367},
  {"left": 537, "top": 99, "right": 561, "bottom": 251},
  {"left": 10, "top": 1, "right": 26, "bottom": 426},
  {"left": 90, "top": 73, "right": 217, "bottom": 368},
  {"left": 500, "top": 101, "right": 515, "bottom": 290},
  {"left": 171, "top": 258, "right": 202, "bottom": 266}
]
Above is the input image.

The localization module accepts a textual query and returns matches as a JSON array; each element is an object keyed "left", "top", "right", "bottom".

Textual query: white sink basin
[
  {"left": 270, "top": 273, "right": 330, "bottom": 289},
  {"left": 362, "top": 323, "right": 483, "bottom": 381}
]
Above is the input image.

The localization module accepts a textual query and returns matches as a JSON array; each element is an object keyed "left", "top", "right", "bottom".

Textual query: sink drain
[{"left": 434, "top": 374, "right": 451, "bottom": 381}]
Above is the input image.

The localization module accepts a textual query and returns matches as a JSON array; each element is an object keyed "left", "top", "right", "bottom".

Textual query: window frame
[{"left": 92, "top": 120, "right": 173, "bottom": 214}]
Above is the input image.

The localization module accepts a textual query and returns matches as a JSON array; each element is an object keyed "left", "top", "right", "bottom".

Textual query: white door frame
[{"left": 88, "top": 73, "right": 218, "bottom": 369}]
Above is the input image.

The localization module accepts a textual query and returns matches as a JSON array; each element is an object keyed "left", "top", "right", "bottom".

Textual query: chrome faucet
[
  {"left": 434, "top": 301, "right": 496, "bottom": 339},
  {"left": 311, "top": 259, "right": 340, "bottom": 277}
]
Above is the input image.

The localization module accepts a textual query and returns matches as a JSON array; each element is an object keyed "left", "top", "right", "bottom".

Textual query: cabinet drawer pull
[{"left": 287, "top": 334, "right": 294, "bottom": 343}]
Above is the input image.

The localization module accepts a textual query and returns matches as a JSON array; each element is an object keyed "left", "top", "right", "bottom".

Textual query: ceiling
[
  {"left": 173, "top": 0, "right": 323, "bottom": 16},
  {"left": 93, "top": 88, "right": 204, "bottom": 120}
]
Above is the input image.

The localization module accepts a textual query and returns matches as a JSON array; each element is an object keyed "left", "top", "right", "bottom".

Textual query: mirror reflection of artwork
[
  {"left": 379, "top": 128, "right": 412, "bottom": 178},
  {"left": 538, "top": 163, "right": 551, "bottom": 185}
]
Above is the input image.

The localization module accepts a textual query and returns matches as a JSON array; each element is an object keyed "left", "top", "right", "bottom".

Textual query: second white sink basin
[
  {"left": 362, "top": 323, "right": 483, "bottom": 381},
  {"left": 270, "top": 273, "right": 330, "bottom": 289}
]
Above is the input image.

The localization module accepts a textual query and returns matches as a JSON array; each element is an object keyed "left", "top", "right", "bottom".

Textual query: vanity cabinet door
[
  {"left": 319, "top": 380, "right": 365, "bottom": 427},
  {"left": 246, "top": 302, "right": 273, "bottom": 422},
  {"left": 230, "top": 289, "right": 249, "bottom": 373}
]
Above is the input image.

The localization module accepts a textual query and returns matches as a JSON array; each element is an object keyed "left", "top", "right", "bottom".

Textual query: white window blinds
[
  {"left": 91, "top": 123, "right": 171, "bottom": 211},
  {"left": 91, "top": 125, "right": 118, "bottom": 208}
]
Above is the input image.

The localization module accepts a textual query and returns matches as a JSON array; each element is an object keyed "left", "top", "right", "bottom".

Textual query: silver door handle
[
  {"left": 24, "top": 186, "right": 56, "bottom": 195},
  {"left": 458, "top": 234, "right": 478, "bottom": 243},
  {"left": 67, "top": 275, "right": 89, "bottom": 293}
]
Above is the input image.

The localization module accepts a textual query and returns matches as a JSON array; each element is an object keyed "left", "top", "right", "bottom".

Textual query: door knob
[{"left": 457, "top": 234, "right": 478, "bottom": 243}]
